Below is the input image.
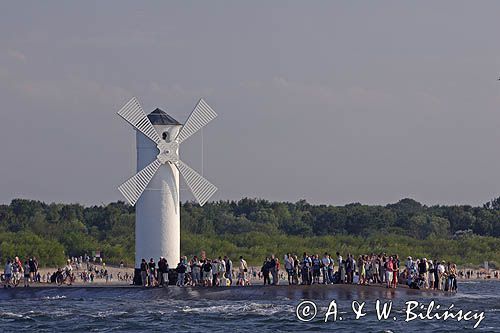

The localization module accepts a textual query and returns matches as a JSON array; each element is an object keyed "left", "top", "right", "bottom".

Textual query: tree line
[{"left": 0, "top": 197, "right": 498, "bottom": 267}]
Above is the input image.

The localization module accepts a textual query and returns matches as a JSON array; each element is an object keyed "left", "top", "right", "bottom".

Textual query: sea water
[{"left": 0, "top": 280, "right": 498, "bottom": 332}]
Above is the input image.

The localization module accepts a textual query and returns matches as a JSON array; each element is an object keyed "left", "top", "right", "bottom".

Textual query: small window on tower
[{"left": 162, "top": 131, "right": 170, "bottom": 142}]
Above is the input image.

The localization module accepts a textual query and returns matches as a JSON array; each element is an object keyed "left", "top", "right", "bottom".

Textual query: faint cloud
[
  {"left": 242, "top": 76, "right": 335, "bottom": 101},
  {"left": 240, "top": 76, "right": 443, "bottom": 116},
  {"left": 241, "top": 76, "right": 342, "bottom": 108},
  {"left": 5, "top": 75, "right": 130, "bottom": 109},
  {"left": 149, "top": 82, "right": 214, "bottom": 100},
  {"left": 7, "top": 49, "right": 26, "bottom": 62}
]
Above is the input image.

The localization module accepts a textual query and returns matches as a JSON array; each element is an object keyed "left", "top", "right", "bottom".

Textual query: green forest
[{"left": 0, "top": 197, "right": 499, "bottom": 268}]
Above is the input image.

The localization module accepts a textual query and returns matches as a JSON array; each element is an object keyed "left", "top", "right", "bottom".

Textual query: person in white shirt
[
  {"left": 4, "top": 259, "right": 12, "bottom": 288},
  {"left": 405, "top": 256, "right": 413, "bottom": 274},
  {"left": 238, "top": 256, "right": 248, "bottom": 286},
  {"left": 437, "top": 262, "right": 446, "bottom": 290},
  {"left": 218, "top": 256, "right": 226, "bottom": 286},
  {"left": 65, "top": 260, "right": 73, "bottom": 274}
]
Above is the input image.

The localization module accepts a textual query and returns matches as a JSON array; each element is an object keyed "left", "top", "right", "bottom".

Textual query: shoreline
[
  {"left": 0, "top": 282, "right": 455, "bottom": 301},
  {"left": 7, "top": 264, "right": 499, "bottom": 289}
]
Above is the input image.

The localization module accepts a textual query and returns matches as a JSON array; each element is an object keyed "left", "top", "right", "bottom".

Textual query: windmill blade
[
  {"left": 176, "top": 159, "right": 217, "bottom": 206},
  {"left": 117, "top": 97, "right": 161, "bottom": 144},
  {"left": 118, "top": 159, "right": 162, "bottom": 205},
  {"left": 175, "top": 98, "right": 217, "bottom": 144}
]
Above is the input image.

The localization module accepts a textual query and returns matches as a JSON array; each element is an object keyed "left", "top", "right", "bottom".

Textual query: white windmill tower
[{"left": 116, "top": 97, "right": 217, "bottom": 283}]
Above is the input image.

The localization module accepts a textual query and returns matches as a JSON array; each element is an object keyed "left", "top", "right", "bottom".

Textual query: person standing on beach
[
  {"left": 385, "top": 257, "right": 394, "bottom": 288},
  {"left": 418, "top": 258, "right": 428, "bottom": 289},
  {"left": 380, "top": 256, "right": 386, "bottom": 284},
  {"left": 358, "top": 255, "right": 366, "bottom": 285},
  {"left": 28, "top": 258, "right": 35, "bottom": 283},
  {"left": 23, "top": 261, "right": 30, "bottom": 287},
  {"left": 238, "top": 256, "right": 248, "bottom": 286},
  {"left": 12, "top": 258, "right": 22, "bottom": 285},
  {"left": 157, "top": 257, "right": 163, "bottom": 286},
  {"left": 3, "top": 259, "right": 12, "bottom": 288},
  {"left": 284, "top": 254, "right": 293, "bottom": 285},
  {"left": 301, "top": 253, "right": 311, "bottom": 285},
  {"left": 176, "top": 260, "right": 186, "bottom": 287},
  {"left": 158, "top": 257, "right": 169, "bottom": 287},
  {"left": 33, "top": 257, "right": 39, "bottom": 282},
  {"left": 218, "top": 256, "right": 226, "bottom": 286},
  {"left": 286, "top": 255, "right": 294, "bottom": 284},
  {"left": 405, "top": 256, "right": 413, "bottom": 277},
  {"left": 346, "top": 254, "right": 354, "bottom": 284},
  {"left": 392, "top": 255, "right": 399, "bottom": 288},
  {"left": 433, "top": 261, "right": 440, "bottom": 289},
  {"left": 437, "top": 261, "right": 445, "bottom": 290},
  {"left": 275, "top": 258, "right": 281, "bottom": 282},
  {"left": 372, "top": 256, "right": 380, "bottom": 284},
  {"left": 428, "top": 260, "right": 435, "bottom": 289},
  {"left": 448, "top": 263, "right": 458, "bottom": 292},
  {"left": 261, "top": 257, "right": 271, "bottom": 285},
  {"left": 270, "top": 255, "right": 278, "bottom": 285},
  {"left": 336, "top": 252, "right": 342, "bottom": 275},
  {"left": 224, "top": 256, "right": 233, "bottom": 286},
  {"left": 191, "top": 256, "right": 200, "bottom": 286},
  {"left": 148, "top": 258, "right": 156, "bottom": 287},
  {"left": 340, "top": 259, "right": 346, "bottom": 283},
  {"left": 312, "top": 254, "right": 321, "bottom": 284},
  {"left": 211, "top": 259, "right": 218, "bottom": 287},
  {"left": 140, "top": 259, "right": 148, "bottom": 287},
  {"left": 202, "top": 259, "right": 212, "bottom": 287},
  {"left": 327, "top": 254, "right": 335, "bottom": 284}
]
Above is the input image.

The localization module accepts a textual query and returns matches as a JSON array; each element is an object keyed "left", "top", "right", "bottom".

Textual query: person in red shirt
[{"left": 392, "top": 255, "right": 399, "bottom": 288}]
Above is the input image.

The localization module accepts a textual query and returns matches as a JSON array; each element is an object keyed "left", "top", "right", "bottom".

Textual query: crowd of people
[
  {"left": 2, "top": 255, "right": 132, "bottom": 287},
  {"left": 262, "top": 252, "right": 460, "bottom": 292},
  {"left": 2, "top": 252, "right": 497, "bottom": 290},
  {"left": 2, "top": 256, "right": 40, "bottom": 288},
  {"left": 138, "top": 255, "right": 250, "bottom": 287},
  {"left": 137, "top": 252, "right": 477, "bottom": 292},
  {"left": 160, "top": 250, "right": 500, "bottom": 292}
]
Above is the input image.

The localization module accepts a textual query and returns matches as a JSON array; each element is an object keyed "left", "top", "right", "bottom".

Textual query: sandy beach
[{"left": 19, "top": 264, "right": 500, "bottom": 287}]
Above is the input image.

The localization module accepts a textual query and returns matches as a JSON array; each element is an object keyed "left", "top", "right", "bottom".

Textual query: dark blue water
[{"left": 0, "top": 281, "right": 498, "bottom": 332}]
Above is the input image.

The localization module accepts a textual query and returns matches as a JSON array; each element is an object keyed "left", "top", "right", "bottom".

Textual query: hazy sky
[{"left": 1, "top": 1, "right": 499, "bottom": 206}]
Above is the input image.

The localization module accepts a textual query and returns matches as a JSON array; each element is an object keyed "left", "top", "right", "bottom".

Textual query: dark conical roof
[{"left": 147, "top": 108, "right": 181, "bottom": 125}]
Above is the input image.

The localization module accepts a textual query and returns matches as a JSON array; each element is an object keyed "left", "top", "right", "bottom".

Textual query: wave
[
  {"left": 0, "top": 312, "right": 32, "bottom": 320},
  {"left": 454, "top": 293, "right": 500, "bottom": 300},
  {"left": 41, "top": 295, "right": 67, "bottom": 300},
  {"left": 181, "top": 302, "right": 294, "bottom": 316},
  {"left": 0, "top": 312, "right": 24, "bottom": 318},
  {"left": 90, "top": 310, "right": 128, "bottom": 318}
]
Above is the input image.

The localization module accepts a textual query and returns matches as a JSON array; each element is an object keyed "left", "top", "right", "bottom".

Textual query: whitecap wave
[
  {"left": 455, "top": 293, "right": 500, "bottom": 300},
  {"left": 0, "top": 312, "right": 24, "bottom": 318},
  {"left": 90, "top": 310, "right": 128, "bottom": 318},
  {"left": 181, "top": 302, "right": 294, "bottom": 316},
  {"left": 41, "top": 295, "right": 67, "bottom": 300},
  {"left": 0, "top": 312, "right": 31, "bottom": 320}
]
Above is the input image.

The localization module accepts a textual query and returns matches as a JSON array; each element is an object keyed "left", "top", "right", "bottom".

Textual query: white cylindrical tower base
[{"left": 135, "top": 124, "right": 181, "bottom": 272}]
